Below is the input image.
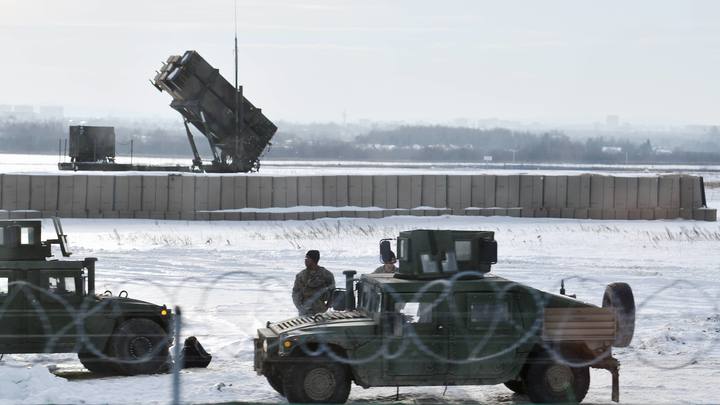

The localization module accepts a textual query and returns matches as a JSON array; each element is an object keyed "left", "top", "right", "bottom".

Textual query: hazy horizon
[{"left": 2, "top": 0, "right": 719, "bottom": 125}]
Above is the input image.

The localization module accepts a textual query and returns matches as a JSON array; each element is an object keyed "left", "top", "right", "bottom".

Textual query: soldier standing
[{"left": 292, "top": 250, "right": 335, "bottom": 316}]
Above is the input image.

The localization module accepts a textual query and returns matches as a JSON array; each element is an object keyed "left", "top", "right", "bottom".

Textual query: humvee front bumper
[{"left": 254, "top": 328, "right": 279, "bottom": 375}]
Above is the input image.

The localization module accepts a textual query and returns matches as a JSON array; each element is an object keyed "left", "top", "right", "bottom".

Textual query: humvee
[
  {"left": 254, "top": 229, "right": 635, "bottom": 404},
  {"left": 0, "top": 218, "right": 173, "bottom": 375}
]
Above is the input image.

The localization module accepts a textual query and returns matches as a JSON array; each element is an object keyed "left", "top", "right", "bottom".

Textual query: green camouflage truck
[
  {"left": 0, "top": 219, "right": 172, "bottom": 375},
  {"left": 254, "top": 229, "right": 635, "bottom": 403}
]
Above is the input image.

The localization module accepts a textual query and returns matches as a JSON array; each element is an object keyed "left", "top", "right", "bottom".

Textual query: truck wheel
[
  {"left": 525, "top": 359, "right": 589, "bottom": 403},
  {"left": 602, "top": 282, "right": 636, "bottom": 347},
  {"left": 78, "top": 351, "right": 117, "bottom": 375},
  {"left": 266, "top": 371, "right": 285, "bottom": 396},
  {"left": 503, "top": 379, "right": 526, "bottom": 395},
  {"left": 282, "top": 360, "right": 351, "bottom": 404},
  {"left": 108, "top": 318, "right": 169, "bottom": 375}
]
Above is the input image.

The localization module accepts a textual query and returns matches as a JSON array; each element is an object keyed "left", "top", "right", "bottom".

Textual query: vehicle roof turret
[
  {"left": 0, "top": 220, "right": 50, "bottom": 260},
  {"left": 0, "top": 218, "right": 71, "bottom": 261},
  {"left": 394, "top": 229, "right": 497, "bottom": 280}
]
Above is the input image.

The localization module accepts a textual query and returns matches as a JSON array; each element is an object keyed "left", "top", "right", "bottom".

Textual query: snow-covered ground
[
  {"left": 3, "top": 153, "right": 720, "bottom": 182},
  {"left": 0, "top": 189, "right": 718, "bottom": 404},
  {"left": 1, "top": 153, "right": 719, "bottom": 404}
]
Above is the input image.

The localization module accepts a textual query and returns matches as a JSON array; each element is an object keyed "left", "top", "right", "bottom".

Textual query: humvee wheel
[
  {"left": 109, "top": 318, "right": 169, "bottom": 375},
  {"left": 603, "top": 282, "right": 636, "bottom": 347},
  {"left": 503, "top": 378, "right": 527, "bottom": 395},
  {"left": 525, "top": 359, "right": 589, "bottom": 403},
  {"left": 266, "top": 371, "right": 285, "bottom": 396},
  {"left": 78, "top": 351, "right": 117, "bottom": 375},
  {"left": 282, "top": 359, "right": 351, "bottom": 404}
]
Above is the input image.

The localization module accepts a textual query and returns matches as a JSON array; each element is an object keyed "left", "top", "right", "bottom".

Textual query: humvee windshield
[
  {"left": 358, "top": 283, "right": 382, "bottom": 314},
  {"left": 0, "top": 277, "right": 7, "bottom": 295}
]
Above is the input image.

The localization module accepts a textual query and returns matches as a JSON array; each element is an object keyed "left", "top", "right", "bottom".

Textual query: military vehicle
[
  {"left": 0, "top": 218, "right": 173, "bottom": 375},
  {"left": 254, "top": 229, "right": 635, "bottom": 404}
]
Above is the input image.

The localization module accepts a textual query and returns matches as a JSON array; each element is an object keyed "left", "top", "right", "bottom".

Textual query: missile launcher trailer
[
  {"left": 0, "top": 219, "right": 173, "bottom": 375},
  {"left": 254, "top": 229, "right": 635, "bottom": 403},
  {"left": 59, "top": 50, "right": 276, "bottom": 172}
]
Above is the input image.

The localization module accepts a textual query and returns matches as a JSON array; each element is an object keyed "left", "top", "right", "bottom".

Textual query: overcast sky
[{"left": 1, "top": 0, "right": 719, "bottom": 125}]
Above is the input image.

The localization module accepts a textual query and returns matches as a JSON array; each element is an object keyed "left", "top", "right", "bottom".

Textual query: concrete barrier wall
[{"left": 0, "top": 173, "right": 715, "bottom": 221}]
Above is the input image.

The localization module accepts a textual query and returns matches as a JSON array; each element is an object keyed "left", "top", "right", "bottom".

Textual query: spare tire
[
  {"left": 109, "top": 318, "right": 169, "bottom": 375},
  {"left": 602, "top": 282, "right": 635, "bottom": 347}
]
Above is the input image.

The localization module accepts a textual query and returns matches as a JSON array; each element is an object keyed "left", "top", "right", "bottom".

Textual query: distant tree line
[
  {"left": 1, "top": 120, "right": 719, "bottom": 164},
  {"left": 266, "top": 126, "right": 720, "bottom": 164}
]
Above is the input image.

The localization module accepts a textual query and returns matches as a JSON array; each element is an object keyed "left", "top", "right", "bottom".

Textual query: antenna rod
[{"left": 234, "top": 0, "right": 239, "bottom": 159}]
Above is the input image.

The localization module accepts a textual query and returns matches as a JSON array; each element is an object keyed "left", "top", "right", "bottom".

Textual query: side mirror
[{"left": 380, "top": 239, "right": 394, "bottom": 263}]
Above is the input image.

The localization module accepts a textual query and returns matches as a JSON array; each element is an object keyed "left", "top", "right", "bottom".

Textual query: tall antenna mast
[
  {"left": 233, "top": 0, "right": 240, "bottom": 163},
  {"left": 234, "top": 0, "right": 238, "bottom": 96}
]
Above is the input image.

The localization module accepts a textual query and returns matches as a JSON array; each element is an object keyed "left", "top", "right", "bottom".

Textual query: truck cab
[{"left": 254, "top": 229, "right": 635, "bottom": 404}]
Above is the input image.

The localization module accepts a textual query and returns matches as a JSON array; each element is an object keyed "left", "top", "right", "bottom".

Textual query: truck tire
[
  {"left": 266, "top": 371, "right": 285, "bottom": 396},
  {"left": 282, "top": 359, "right": 351, "bottom": 404},
  {"left": 602, "top": 282, "right": 636, "bottom": 347},
  {"left": 78, "top": 351, "right": 117, "bottom": 375},
  {"left": 108, "top": 318, "right": 169, "bottom": 375},
  {"left": 503, "top": 379, "right": 527, "bottom": 395},
  {"left": 525, "top": 358, "right": 589, "bottom": 403}
]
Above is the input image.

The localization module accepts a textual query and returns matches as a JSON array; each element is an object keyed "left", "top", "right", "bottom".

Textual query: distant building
[
  {"left": 38, "top": 105, "right": 64, "bottom": 119},
  {"left": 0, "top": 104, "right": 64, "bottom": 120},
  {"left": 601, "top": 146, "right": 623, "bottom": 154},
  {"left": 653, "top": 147, "right": 672, "bottom": 155},
  {"left": 12, "top": 105, "right": 34, "bottom": 120},
  {"left": 606, "top": 115, "right": 620, "bottom": 129},
  {"left": 0, "top": 105, "right": 11, "bottom": 119}
]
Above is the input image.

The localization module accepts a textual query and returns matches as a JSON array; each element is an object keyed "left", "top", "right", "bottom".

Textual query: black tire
[
  {"left": 282, "top": 359, "right": 351, "bottom": 404},
  {"left": 108, "top": 318, "right": 170, "bottom": 376},
  {"left": 503, "top": 379, "right": 527, "bottom": 395},
  {"left": 525, "top": 358, "right": 590, "bottom": 404},
  {"left": 266, "top": 371, "right": 285, "bottom": 396},
  {"left": 602, "top": 282, "right": 636, "bottom": 347},
  {"left": 78, "top": 351, "right": 117, "bottom": 375}
]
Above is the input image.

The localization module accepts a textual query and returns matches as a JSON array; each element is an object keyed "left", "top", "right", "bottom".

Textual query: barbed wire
[{"left": 1, "top": 271, "right": 718, "bottom": 375}]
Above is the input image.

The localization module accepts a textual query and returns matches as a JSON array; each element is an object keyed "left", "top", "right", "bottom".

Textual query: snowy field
[
  {"left": 0, "top": 188, "right": 718, "bottom": 404},
  {"left": 1, "top": 153, "right": 719, "bottom": 404},
  {"left": 2, "top": 153, "right": 720, "bottom": 182}
]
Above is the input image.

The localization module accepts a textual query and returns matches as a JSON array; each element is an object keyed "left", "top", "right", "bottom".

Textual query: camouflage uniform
[
  {"left": 292, "top": 266, "right": 336, "bottom": 316},
  {"left": 373, "top": 264, "right": 397, "bottom": 274}
]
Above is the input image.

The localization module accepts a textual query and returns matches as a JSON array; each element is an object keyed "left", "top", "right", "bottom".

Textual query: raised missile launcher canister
[{"left": 153, "top": 50, "right": 277, "bottom": 172}]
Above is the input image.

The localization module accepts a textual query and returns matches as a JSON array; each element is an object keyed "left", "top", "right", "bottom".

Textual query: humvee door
[
  {"left": 384, "top": 293, "right": 448, "bottom": 377},
  {"left": 0, "top": 270, "right": 25, "bottom": 351},
  {"left": 447, "top": 292, "right": 523, "bottom": 380},
  {"left": 24, "top": 270, "right": 85, "bottom": 352}
]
